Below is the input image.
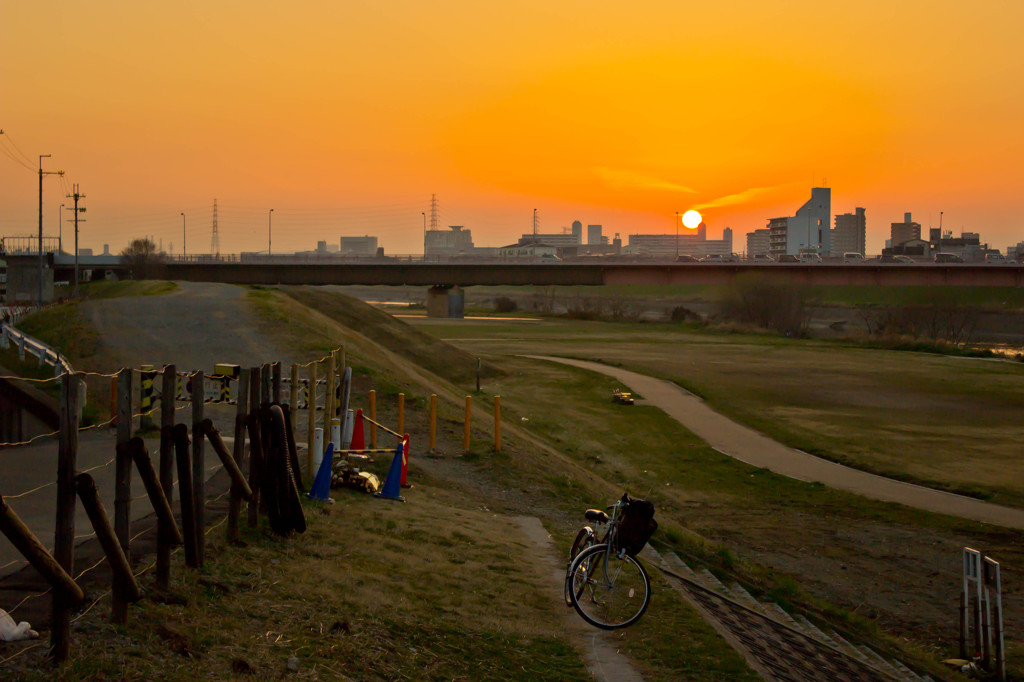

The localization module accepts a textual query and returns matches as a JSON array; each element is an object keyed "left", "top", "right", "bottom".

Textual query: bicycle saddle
[{"left": 584, "top": 509, "right": 610, "bottom": 524}]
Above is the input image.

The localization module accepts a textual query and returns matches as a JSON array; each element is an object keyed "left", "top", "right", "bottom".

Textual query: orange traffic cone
[
  {"left": 400, "top": 433, "right": 411, "bottom": 488},
  {"left": 351, "top": 409, "right": 365, "bottom": 452}
]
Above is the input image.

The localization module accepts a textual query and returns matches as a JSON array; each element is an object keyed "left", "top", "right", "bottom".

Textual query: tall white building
[{"left": 767, "top": 187, "right": 832, "bottom": 257}]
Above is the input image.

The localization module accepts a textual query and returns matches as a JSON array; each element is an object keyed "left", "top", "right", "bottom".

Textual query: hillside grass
[{"left": 416, "top": 315, "right": 1024, "bottom": 508}]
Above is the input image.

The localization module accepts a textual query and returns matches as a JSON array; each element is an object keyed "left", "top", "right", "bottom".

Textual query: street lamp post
[
  {"left": 675, "top": 211, "right": 680, "bottom": 259},
  {"left": 268, "top": 208, "right": 274, "bottom": 256},
  {"left": 180, "top": 212, "right": 186, "bottom": 259}
]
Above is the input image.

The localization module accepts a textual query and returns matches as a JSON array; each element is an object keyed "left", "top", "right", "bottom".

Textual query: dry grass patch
[{"left": 5, "top": 482, "right": 589, "bottom": 681}]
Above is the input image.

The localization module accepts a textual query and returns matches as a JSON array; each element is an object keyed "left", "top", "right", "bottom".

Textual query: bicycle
[{"left": 564, "top": 493, "right": 653, "bottom": 630}]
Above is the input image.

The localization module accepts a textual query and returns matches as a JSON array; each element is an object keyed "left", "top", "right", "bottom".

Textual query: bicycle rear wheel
[
  {"left": 568, "top": 544, "right": 650, "bottom": 629},
  {"left": 565, "top": 527, "right": 595, "bottom": 606}
]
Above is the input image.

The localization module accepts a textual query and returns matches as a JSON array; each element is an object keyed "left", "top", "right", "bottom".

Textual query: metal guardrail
[{"left": 0, "top": 323, "right": 75, "bottom": 376}]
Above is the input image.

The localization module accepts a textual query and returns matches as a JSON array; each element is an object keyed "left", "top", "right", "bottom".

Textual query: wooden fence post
[
  {"left": 228, "top": 370, "right": 250, "bottom": 543},
  {"left": 112, "top": 368, "right": 132, "bottom": 625},
  {"left": 272, "top": 361, "right": 282, "bottom": 404},
  {"left": 325, "top": 353, "right": 335, "bottom": 436},
  {"left": 493, "top": 396, "right": 501, "bottom": 452},
  {"left": 464, "top": 396, "right": 471, "bottom": 452},
  {"left": 261, "top": 363, "right": 271, "bottom": 406},
  {"left": 157, "top": 364, "right": 175, "bottom": 590},
  {"left": 74, "top": 473, "right": 143, "bottom": 604},
  {"left": 429, "top": 394, "right": 437, "bottom": 452},
  {"left": 128, "top": 439, "right": 183, "bottom": 547},
  {"left": 247, "top": 367, "right": 262, "bottom": 528},
  {"left": 306, "top": 362, "right": 316, "bottom": 478},
  {"left": 51, "top": 371, "right": 80, "bottom": 662},
  {"left": 0, "top": 495, "right": 84, "bottom": 608},
  {"left": 289, "top": 364, "right": 298, "bottom": 413},
  {"left": 173, "top": 424, "right": 198, "bottom": 568},
  {"left": 190, "top": 371, "right": 205, "bottom": 566}
]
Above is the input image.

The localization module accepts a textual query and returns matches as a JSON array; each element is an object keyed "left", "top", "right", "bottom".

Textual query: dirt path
[
  {"left": 514, "top": 516, "right": 646, "bottom": 682},
  {"left": 529, "top": 355, "right": 1024, "bottom": 530},
  {"left": 81, "top": 281, "right": 293, "bottom": 370}
]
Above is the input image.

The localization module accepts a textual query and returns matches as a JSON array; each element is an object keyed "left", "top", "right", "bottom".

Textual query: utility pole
[
  {"left": 268, "top": 208, "right": 274, "bottom": 256},
  {"left": 38, "top": 155, "right": 63, "bottom": 307},
  {"left": 67, "top": 185, "right": 86, "bottom": 298},
  {"left": 533, "top": 208, "right": 538, "bottom": 237}
]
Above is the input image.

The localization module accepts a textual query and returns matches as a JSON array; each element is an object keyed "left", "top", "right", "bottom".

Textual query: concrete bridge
[{"left": 155, "top": 261, "right": 1024, "bottom": 288}]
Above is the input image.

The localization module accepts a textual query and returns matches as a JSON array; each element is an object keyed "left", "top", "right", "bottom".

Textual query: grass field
[
  {"left": 413, "top": 315, "right": 1024, "bottom": 507},
  {"left": 6, "top": 284, "right": 1018, "bottom": 679}
]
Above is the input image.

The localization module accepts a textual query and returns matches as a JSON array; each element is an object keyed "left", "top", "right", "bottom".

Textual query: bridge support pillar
[{"left": 426, "top": 285, "right": 464, "bottom": 319}]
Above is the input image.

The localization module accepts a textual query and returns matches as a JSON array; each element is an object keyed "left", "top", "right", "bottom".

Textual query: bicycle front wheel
[
  {"left": 565, "top": 527, "right": 596, "bottom": 606},
  {"left": 568, "top": 544, "right": 650, "bottom": 629}
]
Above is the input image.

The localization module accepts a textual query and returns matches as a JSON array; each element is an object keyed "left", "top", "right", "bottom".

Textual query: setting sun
[{"left": 682, "top": 210, "right": 702, "bottom": 230}]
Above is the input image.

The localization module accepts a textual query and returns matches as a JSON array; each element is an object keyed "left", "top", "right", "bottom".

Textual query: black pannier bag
[{"left": 615, "top": 496, "right": 657, "bottom": 556}]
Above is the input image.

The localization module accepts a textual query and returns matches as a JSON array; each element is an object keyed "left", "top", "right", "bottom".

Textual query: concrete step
[
  {"left": 696, "top": 567, "right": 729, "bottom": 595},
  {"left": 826, "top": 628, "right": 874, "bottom": 665},
  {"left": 793, "top": 614, "right": 838, "bottom": 648},
  {"left": 761, "top": 601, "right": 804, "bottom": 631},
  {"left": 889, "top": 657, "right": 926, "bottom": 681},
  {"left": 856, "top": 645, "right": 901, "bottom": 678},
  {"left": 727, "top": 582, "right": 766, "bottom": 613},
  {"left": 663, "top": 552, "right": 700, "bottom": 581}
]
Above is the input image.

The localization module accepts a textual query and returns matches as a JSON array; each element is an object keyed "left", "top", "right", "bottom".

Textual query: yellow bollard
[
  {"left": 369, "top": 389, "right": 377, "bottom": 449},
  {"left": 493, "top": 396, "right": 501, "bottom": 452},
  {"left": 429, "top": 394, "right": 437, "bottom": 452},
  {"left": 397, "top": 393, "right": 405, "bottom": 436},
  {"left": 464, "top": 396, "right": 471, "bottom": 452}
]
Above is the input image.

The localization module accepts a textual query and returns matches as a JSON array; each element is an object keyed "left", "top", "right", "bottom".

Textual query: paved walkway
[{"left": 529, "top": 356, "right": 1024, "bottom": 530}]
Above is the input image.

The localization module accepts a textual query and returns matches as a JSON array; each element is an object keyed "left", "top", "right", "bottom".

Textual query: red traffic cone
[
  {"left": 401, "top": 433, "right": 411, "bottom": 488},
  {"left": 351, "top": 409, "right": 365, "bottom": 452}
]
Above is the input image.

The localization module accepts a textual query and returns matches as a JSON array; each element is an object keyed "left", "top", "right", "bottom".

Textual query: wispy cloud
[
  {"left": 694, "top": 184, "right": 793, "bottom": 211},
  {"left": 593, "top": 167, "right": 697, "bottom": 194}
]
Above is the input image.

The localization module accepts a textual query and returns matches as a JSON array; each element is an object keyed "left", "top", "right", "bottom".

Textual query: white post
[
  {"left": 313, "top": 428, "right": 324, "bottom": 469},
  {"left": 330, "top": 417, "right": 341, "bottom": 452},
  {"left": 342, "top": 409, "right": 354, "bottom": 450}
]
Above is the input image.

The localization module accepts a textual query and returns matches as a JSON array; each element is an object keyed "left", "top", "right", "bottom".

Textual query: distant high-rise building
[
  {"left": 746, "top": 228, "right": 771, "bottom": 257},
  {"left": 571, "top": 220, "right": 583, "bottom": 243},
  {"left": 339, "top": 235, "right": 378, "bottom": 256},
  {"left": 519, "top": 232, "right": 580, "bottom": 247},
  {"left": 890, "top": 212, "right": 921, "bottom": 247},
  {"left": 626, "top": 223, "right": 730, "bottom": 257},
  {"left": 832, "top": 207, "right": 866, "bottom": 256},
  {"left": 588, "top": 224, "right": 603, "bottom": 245},
  {"left": 767, "top": 187, "right": 831, "bottom": 256},
  {"left": 425, "top": 225, "right": 475, "bottom": 256}
]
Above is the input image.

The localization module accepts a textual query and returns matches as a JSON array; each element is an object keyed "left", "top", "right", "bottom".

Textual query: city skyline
[{"left": 2, "top": 2, "right": 1023, "bottom": 255}]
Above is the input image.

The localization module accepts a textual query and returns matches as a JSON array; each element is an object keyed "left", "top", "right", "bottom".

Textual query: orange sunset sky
[{"left": 2, "top": 1, "right": 1023, "bottom": 256}]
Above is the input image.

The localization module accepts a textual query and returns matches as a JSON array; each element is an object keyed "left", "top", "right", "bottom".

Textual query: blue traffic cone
[
  {"left": 375, "top": 443, "right": 406, "bottom": 502},
  {"left": 308, "top": 442, "right": 334, "bottom": 501}
]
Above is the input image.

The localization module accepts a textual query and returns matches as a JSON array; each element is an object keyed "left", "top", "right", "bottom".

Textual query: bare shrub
[
  {"left": 865, "top": 300, "right": 979, "bottom": 346},
  {"left": 493, "top": 296, "right": 518, "bottom": 313},
  {"left": 718, "top": 274, "right": 811, "bottom": 336},
  {"left": 566, "top": 296, "right": 602, "bottom": 320},
  {"left": 670, "top": 305, "right": 702, "bottom": 323},
  {"left": 605, "top": 296, "right": 638, "bottom": 322}
]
